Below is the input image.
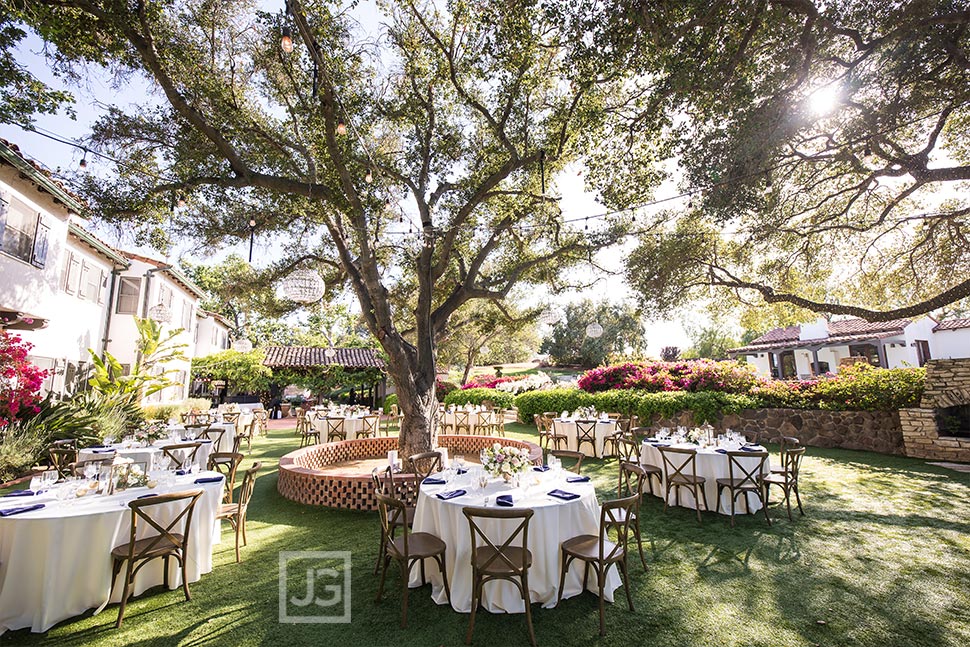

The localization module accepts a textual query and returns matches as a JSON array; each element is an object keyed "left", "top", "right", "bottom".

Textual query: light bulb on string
[
  {"left": 281, "top": 27, "right": 294, "bottom": 53},
  {"left": 79, "top": 151, "right": 88, "bottom": 169},
  {"left": 365, "top": 169, "right": 374, "bottom": 184},
  {"left": 177, "top": 194, "right": 187, "bottom": 208},
  {"left": 336, "top": 121, "right": 347, "bottom": 136}
]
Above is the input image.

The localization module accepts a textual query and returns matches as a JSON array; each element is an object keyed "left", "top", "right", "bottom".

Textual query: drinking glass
[
  {"left": 29, "top": 476, "right": 42, "bottom": 495},
  {"left": 478, "top": 470, "right": 489, "bottom": 490},
  {"left": 42, "top": 470, "right": 58, "bottom": 489},
  {"left": 456, "top": 454, "right": 466, "bottom": 471},
  {"left": 84, "top": 463, "right": 98, "bottom": 480}
]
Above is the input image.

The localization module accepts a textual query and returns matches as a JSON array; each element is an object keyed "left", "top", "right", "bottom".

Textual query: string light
[
  {"left": 78, "top": 150, "right": 87, "bottom": 169},
  {"left": 365, "top": 169, "right": 373, "bottom": 184},
  {"left": 336, "top": 121, "right": 347, "bottom": 135},
  {"left": 281, "top": 26, "right": 294, "bottom": 53}
]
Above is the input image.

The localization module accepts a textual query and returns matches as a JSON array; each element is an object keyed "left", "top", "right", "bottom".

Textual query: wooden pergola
[{"left": 262, "top": 346, "right": 387, "bottom": 407}]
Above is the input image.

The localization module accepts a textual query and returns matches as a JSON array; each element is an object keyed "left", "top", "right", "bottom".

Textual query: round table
[
  {"left": 639, "top": 441, "right": 771, "bottom": 514},
  {"left": 78, "top": 440, "right": 214, "bottom": 472},
  {"left": 0, "top": 471, "right": 223, "bottom": 634},
  {"left": 410, "top": 470, "right": 621, "bottom": 613},
  {"left": 552, "top": 419, "right": 618, "bottom": 457},
  {"left": 311, "top": 415, "right": 375, "bottom": 440},
  {"left": 168, "top": 422, "right": 237, "bottom": 452}
]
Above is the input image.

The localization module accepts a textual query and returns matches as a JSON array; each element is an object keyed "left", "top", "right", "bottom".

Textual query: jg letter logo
[{"left": 279, "top": 551, "right": 352, "bottom": 623}]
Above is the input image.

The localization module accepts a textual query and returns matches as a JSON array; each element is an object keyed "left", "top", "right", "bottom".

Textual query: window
[
  {"left": 849, "top": 343, "right": 880, "bottom": 366},
  {"left": 0, "top": 193, "right": 47, "bottom": 267},
  {"left": 63, "top": 252, "right": 81, "bottom": 294},
  {"left": 97, "top": 270, "right": 107, "bottom": 304},
  {"left": 158, "top": 284, "right": 173, "bottom": 308},
  {"left": 181, "top": 300, "right": 193, "bottom": 331},
  {"left": 82, "top": 262, "right": 101, "bottom": 302},
  {"left": 116, "top": 277, "right": 141, "bottom": 314},
  {"left": 916, "top": 340, "right": 931, "bottom": 367}
]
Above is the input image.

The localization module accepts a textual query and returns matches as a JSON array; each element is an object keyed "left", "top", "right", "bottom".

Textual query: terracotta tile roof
[
  {"left": 263, "top": 346, "right": 386, "bottom": 370},
  {"left": 0, "top": 137, "right": 87, "bottom": 209},
  {"left": 729, "top": 318, "right": 912, "bottom": 354},
  {"left": 933, "top": 318, "right": 970, "bottom": 332}
]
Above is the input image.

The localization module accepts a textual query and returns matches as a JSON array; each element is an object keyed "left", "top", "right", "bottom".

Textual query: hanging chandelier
[
  {"left": 539, "top": 308, "right": 560, "bottom": 325},
  {"left": 232, "top": 338, "right": 253, "bottom": 353},
  {"left": 281, "top": 269, "right": 325, "bottom": 303},
  {"left": 323, "top": 346, "right": 337, "bottom": 360},
  {"left": 147, "top": 302, "right": 172, "bottom": 324},
  {"left": 585, "top": 322, "right": 604, "bottom": 338}
]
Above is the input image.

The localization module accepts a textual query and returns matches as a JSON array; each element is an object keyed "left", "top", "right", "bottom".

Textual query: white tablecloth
[
  {"left": 78, "top": 440, "right": 214, "bottom": 472},
  {"left": 441, "top": 411, "right": 495, "bottom": 434},
  {"left": 0, "top": 471, "right": 223, "bottom": 634},
  {"left": 410, "top": 472, "right": 620, "bottom": 613},
  {"left": 168, "top": 423, "right": 236, "bottom": 453},
  {"left": 639, "top": 442, "right": 771, "bottom": 514},
  {"left": 552, "top": 419, "right": 618, "bottom": 457}
]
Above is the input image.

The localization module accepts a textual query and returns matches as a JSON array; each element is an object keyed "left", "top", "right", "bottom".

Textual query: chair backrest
[
  {"left": 453, "top": 410, "right": 470, "bottom": 428},
  {"left": 207, "top": 451, "right": 244, "bottom": 485},
  {"left": 658, "top": 446, "right": 698, "bottom": 482},
  {"left": 618, "top": 461, "right": 647, "bottom": 501},
  {"left": 463, "top": 506, "right": 534, "bottom": 576},
  {"left": 184, "top": 423, "right": 211, "bottom": 434},
  {"left": 550, "top": 449, "right": 584, "bottom": 474},
  {"left": 234, "top": 462, "right": 262, "bottom": 511},
  {"left": 575, "top": 420, "right": 597, "bottom": 446},
  {"left": 49, "top": 446, "right": 77, "bottom": 477},
  {"left": 776, "top": 435, "right": 801, "bottom": 456},
  {"left": 615, "top": 417, "right": 632, "bottom": 434},
  {"left": 408, "top": 451, "right": 442, "bottom": 479},
  {"left": 162, "top": 442, "right": 202, "bottom": 470},
  {"left": 600, "top": 494, "right": 639, "bottom": 562},
  {"left": 222, "top": 411, "right": 240, "bottom": 423},
  {"left": 325, "top": 417, "right": 346, "bottom": 437},
  {"left": 124, "top": 489, "right": 203, "bottom": 561},
  {"left": 630, "top": 426, "right": 651, "bottom": 441},
  {"left": 726, "top": 451, "right": 769, "bottom": 488},
  {"left": 779, "top": 446, "right": 806, "bottom": 482},
  {"left": 390, "top": 403, "right": 399, "bottom": 417},
  {"left": 360, "top": 415, "right": 380, "bottom": 436},
  {"left": 199, "top": 427, "right": 225, "bottom": 447},
  {"left": 376, "top": 492, "right": 413, "bottom": 556},
  {"left": 606, "top": 412, "right": 622, "bottom": 420},
  {"left": 180, "top": 412, "right": 191, "bottom": 424},
  {"left": 617, "top": 436, "right": 642, "bottom": 463}
]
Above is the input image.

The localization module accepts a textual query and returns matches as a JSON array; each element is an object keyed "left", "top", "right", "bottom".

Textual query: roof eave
[{"left": 0, "top": 140, "right": 87, "bottom": 215}]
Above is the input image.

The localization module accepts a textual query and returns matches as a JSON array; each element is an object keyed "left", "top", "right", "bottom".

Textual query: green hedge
[
  {"left": 443, "top": 388, "right": 516, "bottom": 410},
  {"left": 514, "top": 388, "right": 760, "bottom": 424},
  {"left": 383, "top": 394, "right": 398, "bottom": 410}
]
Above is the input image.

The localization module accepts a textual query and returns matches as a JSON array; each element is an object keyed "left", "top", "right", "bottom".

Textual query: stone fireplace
[{"left": 899, "top": 359, "right": 970, "bottom": 461}]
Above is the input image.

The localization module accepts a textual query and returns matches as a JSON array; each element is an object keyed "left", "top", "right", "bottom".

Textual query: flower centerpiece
[
  {"left": 481, "top": 443, "right": 532, "bottom": 482},
  {"left": 108, "top": 457, "right": 151, "bottom": 493},
  {"left": 574, "top": 406, "right": 598, "bottom": 420},
  {"left": 133, "top": 420, "right": 168, "bottom": 446}
]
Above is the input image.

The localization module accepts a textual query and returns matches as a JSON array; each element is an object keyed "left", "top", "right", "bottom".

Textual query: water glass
[{"left": 29, "top": 476, "right": 42, "bottom": 495}]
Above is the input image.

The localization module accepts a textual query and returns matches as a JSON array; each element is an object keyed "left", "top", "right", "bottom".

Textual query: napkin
[
  {"left": 137, "top": 493, "right": 158, "bottom": 499},
  {"left": 496, "top": 494, "right": 515, "bottom": 507},
  {"left": 650, "top": 442, "right": 671, "bottom": 448},
  {"left": 566, "top": 475, "right": 590, "bottom": 483},
  {"left": 741, "top": 446, "right": 763, "bottom": 452},
  {"left": 87, "top": 444, "right": 108, "bottom": 449},
  {"left": 435, "top": 489, "right": 466, "bottom": 500},
  {"left": 2, "top": 489, "right": 35, "bottom": 497},
  {"left": 199, "top": 439, "right": 213, "bottom": 443},
  {"left": 533, "top": 465, "right": 551, "bottom": 472},
  {"left": 176, "top": 469, "right": 189, "bottom": 476},
  {"left": 91, "top": 448, "right": 116, "bottom": 454},
  {"left": 715, "top": 448, "right": 728, "bottom": 454},
  {"left": 456, "top": 468, "right": 468, "bottom": 475},
  {"left": 0, "top": 503, "right": 45, "bottom": 517},
  {"left": 423, "top": 476, "right": 447, "bottom": 485},
  {"left": 194, "top": 476, "right": 224, "bottom": 484},
  {"left": 547, "top": 489, "right": 580, "bottom": 501}
]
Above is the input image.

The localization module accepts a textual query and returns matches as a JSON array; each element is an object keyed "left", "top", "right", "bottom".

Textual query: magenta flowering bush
[
  {"left": 461, "top": 374, "right": 526, "bottom": 390},
  {"left": 0, "top": 331, "right": 48, "bottom": 429},
  {"left": 578, "top": 360, "right": 761, "bottom": 394}
]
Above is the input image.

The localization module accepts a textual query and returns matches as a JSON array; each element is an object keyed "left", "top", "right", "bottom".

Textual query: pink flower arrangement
[{"left": 0, "top": 330, "right": 48, "bottom": 428}]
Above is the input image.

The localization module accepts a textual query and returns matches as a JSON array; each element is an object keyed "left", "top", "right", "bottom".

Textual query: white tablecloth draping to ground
[
  {"left": 78, "top": 440, "right": 215, "bottom": 471},
  {"left": 441, "top": 411, "right": 496, "bottom": 434},
  {"left": 639, "top": 441, "right": 771, "bottom": 514},
  {"left": 0, "top": 471, "right": 223, "bottom": 634},
  {"left": 410, "top": 472, "right": 620, "bottom": 613},
  {"left": 552, "top": 419, "right": 618, "bottom": 458}
]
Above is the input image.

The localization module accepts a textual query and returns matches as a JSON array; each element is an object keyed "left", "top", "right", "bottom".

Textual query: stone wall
[{"left": 645, "top": 408, "right": 904, "bottom": 455}]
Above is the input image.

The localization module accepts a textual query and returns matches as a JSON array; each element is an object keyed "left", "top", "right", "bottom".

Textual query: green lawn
[{"left": 3, "top": 423, "right": 970, "bottom": 647}]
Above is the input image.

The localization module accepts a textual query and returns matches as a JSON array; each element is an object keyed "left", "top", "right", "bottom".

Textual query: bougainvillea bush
[
  {"left": 0, "top": 331, "right": 47, "bottom": 429},
  {"left": 461, "top": 374, "right": 525, "bottom": 390},
  {"left": 577, "top": 360, "right": 762, "bottom": 394}
]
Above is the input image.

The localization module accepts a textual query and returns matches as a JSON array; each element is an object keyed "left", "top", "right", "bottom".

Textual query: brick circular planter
[{"left": 277, "top": 435, "right": 543, "bottom": 511}]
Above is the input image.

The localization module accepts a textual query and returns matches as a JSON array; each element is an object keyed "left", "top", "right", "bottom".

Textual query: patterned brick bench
[{"left": 277, "top": 435, "right": 542, "bottom": 511}]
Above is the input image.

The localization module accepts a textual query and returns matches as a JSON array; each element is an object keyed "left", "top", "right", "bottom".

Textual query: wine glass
[
  {"left": 83, "top": 462, "right": 98, "bottom": 480},
  {"left": 455, "top": 454, "right": 466, "bottom": 471},
  {"left": 29, "top": 476, "right": 43, "bottom": 495}
]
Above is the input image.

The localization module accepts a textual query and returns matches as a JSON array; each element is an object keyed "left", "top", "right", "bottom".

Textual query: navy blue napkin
[
  {"left": 547, "top": 489, "right": 580, "bottom": 501},
  {"left": 2, "top": 490, "right": 35, "bottom": 497},
  {"left": 456, "top": 468, "right": 468, "bottom": 475},
  {"left": 715, "top": 448, "right": 728, "bottom": 454},
  {"left": 496, "top": 494, "right": 514, "bottom": 507},
  {"left": 199, "top": 439, "right": 213, "bottom": 443},
  {"left": 176, "top": 469, "right": 189, "bottom": 476},
  {"left": 87, "top": 444, "right": 108, "bottom": 449},
  {"left": 533, "top": 465, "right": 551, "bottom": 472},
  {"left": 423, "top": 476, "right": 446, "bottom": 485},
  {"left": 137, "top": 493, "right": 157, "bottom": 499},
  {"left": 0, "top": 503, "right": 45, "bottom": 517},
  {"left": 91, "top": 448, "right": 116, "bottom": 454},
  {"left": 741, "top": 446, "right": 762, "bottom": 452},
  {"left": 194, "top": 476, "right": 223, "bottom": 484},
  {"left": 651, "top": 442, "right": 671, "bottom": 447},
  {"left": 566, "top": 475, "right": 590, "bottom": 483},
  {"left": 435, "top": 489, "right": 466, "bottom": 500}
]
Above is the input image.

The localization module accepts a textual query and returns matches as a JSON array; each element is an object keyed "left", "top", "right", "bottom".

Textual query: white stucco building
[
  {"left": 730, "top": 316, "right": 970, "bottom": 378},
  {"left": 1, "top": 139, "right": 232, "bottom": 404}
]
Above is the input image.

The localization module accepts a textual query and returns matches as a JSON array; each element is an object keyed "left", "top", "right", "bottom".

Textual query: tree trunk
[{"left": 389, "top": 364, "right": 438, "bottom": 459}]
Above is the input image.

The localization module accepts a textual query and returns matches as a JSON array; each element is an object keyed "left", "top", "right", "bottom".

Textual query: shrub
[
  {"left": 514, "top": 388, "right": 596, "bottom": 422},
  {"left": 810, "top": 364, "right": 924, "bottom": 410},
  {"left": 578, "top": 359, "right": 761, "bottom": 394},
  {"left": 495, "top": 372, "right": 553, "bottom": 395},
  {"left": 384, "top": 394, "right": 398, "bottom": 410},
  {"left": 444, "top": 388, "right": 515, "bottom": 410},
  {"left": 436, "top": 379, "right": 459, "bottom": 400},
  {"left": 461, "top": 374, "right": 521, "bottom": 390},
  {"left": 0, "top": 331, "right": 47, "bottom": 429},
  {"left": 142, "top": 404, "right": 181, "bottom": 422},
  {"left": 0, "top": 427, "right": 44, "bottom": 483}
]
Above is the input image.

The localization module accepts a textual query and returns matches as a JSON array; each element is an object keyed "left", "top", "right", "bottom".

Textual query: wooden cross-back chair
[
  {"left": 574, "top": 420, "right": 599, "bottom": 458},
  {"left": 716, "top": 450, "right": 771, "bottom": 527},
  {"left": 161, "top": 442, "right": 202, "bottom": 471},
  {"left": 197, "top": 427, "right": 225, "bottom": 448},
  {"left": 557, "top": 494, "right": 638, "bottom": 637},
  {"left": 208, "top": 451, "right": 244, "bottom": 503},
  {"left": 657, "top": 446, "right": 709, "bottom": 523},
  {"left": 325, "top": 417, "right": 347, "bottom": 443},
  {"left": 48, "top": 444, "right": 78, "bottom": 479},
  {"left": 216, "top": 462, "right": 262, "bottom": 562},
  {"left": 358, "top": 414, "right": 380, "bottom": 439},
  {"left": 764, "top": 446, "right": 806, "bottom": 521},
  {"left": 375, "top": 493, "right": 450, "bottom": 628},
  {"left": 407, "top": 451, "right": 442, "bottom": 480},
  {"left": 550, "top": 449, "right": 584, "bottom": 475},
  {"left": 463, "top": 506, "right": 536, "bottom": 647},
  {"left": 110, "top": 489, "right": 204, "bottom": 627},
  {"left": 371, "top": 467, "right": 416, "bottom": 574},
  {"left": 617, "top": 462, "right": 650, "bottom": 569}
]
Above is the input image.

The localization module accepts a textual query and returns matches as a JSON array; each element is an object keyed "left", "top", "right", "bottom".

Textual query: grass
[{"left": 3, "top": 423, "right": 970, "bottom": 646}]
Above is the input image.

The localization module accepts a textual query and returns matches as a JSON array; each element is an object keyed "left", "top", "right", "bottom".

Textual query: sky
[{"left": 0, "top": 7, "right": 694, "bottom": 354}]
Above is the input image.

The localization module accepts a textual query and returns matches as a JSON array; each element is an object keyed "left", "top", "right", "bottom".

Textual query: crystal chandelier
[
  {"left": 147, "top": 302, "right": 172, "bottom": 324},
  {"left": 281, "top": 269, "right": 325, "bottom": 303},
  {"left": 232, "top": 338, "right": 253, "bottom": 353},
  {"left": 585, "top": 322, "right": 604, "bottom": 338},
  {"left": 539, "top": 308, "right": 560, "bottom": 325}
]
